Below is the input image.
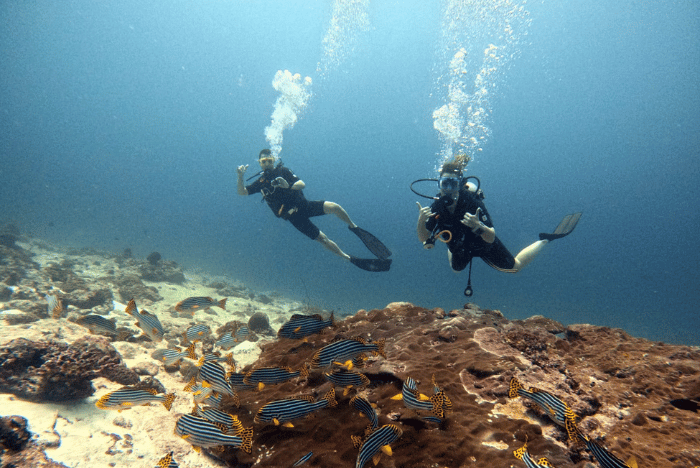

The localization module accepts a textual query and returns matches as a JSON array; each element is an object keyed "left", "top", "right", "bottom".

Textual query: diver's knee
[{"left": 323, "top": 202, "right": 340, "bottom": 214}]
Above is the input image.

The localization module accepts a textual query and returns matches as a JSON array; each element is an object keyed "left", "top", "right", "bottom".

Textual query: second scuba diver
[
  {"left": 237, "top": 149, "right": 392, "bottom": 272},
  {"left": 415, "top": 153, "right": 581, "bottom": 295}
]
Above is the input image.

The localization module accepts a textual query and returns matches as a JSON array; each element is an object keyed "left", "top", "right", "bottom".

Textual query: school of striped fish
[{"left": 55, "top": 292, "right": 658, "bottom": 467}]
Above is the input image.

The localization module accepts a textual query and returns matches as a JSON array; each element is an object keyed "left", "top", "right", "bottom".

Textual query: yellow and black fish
[
  {"left": 310, "top": 337, "right": 386, "bottom": 369},
  {"left": 95, "top": 387, "right": 174, "bottom": 412},
  {"left": 513, "top": 441, "right": 555, "bottom": 467},
  {"left": 243, "top": 365, "right": 309, "bottom": 390},
  {"left": 155, "top": 451, "right": 178, "bottom": 468},
  {"left": 277, "top": 312, "right": 334, "bottom": 339},
  {"left": 198, "top": 360, "right": 236, "bottom": 397},
  {"left": 152, "top": 343, "right": 196, "bottom": 366},
  {"left": 391, "top": 376, "right": 452, "bottom": 422},
  {"left": 175, "top": 296, "right": 227, "bottom": 314},
  {"left": 509, "top": 377, "right": 577, "bottom": 438},
  {"left": 175, "top": 413, "right": 252, "bottom": 453},
  {"left": 75, "top": 314, "right": 117, "bottom": 336},
  {"left": 46, "top": 294, "right": 63, "bottom": 319},
  {"left": 254, "top": 388, "right": 337, "bottom": 427},
  {"left": 566, "top": 419, "right": 638, "bottom": 468},
  {"left": 350, "top": 395, "right": 378, "bottom": 434},
  {"left": 125, "top": 299, "right": 164, "bottom": 342},
  {"left": 183, "top": 324, "right": 211, "bottom": 343},
  {"left": 352, "top": 424, "right": 402, "bottom": 468},
  {"left": 324, "top": 368, "right": 370, "bottom": 395}
]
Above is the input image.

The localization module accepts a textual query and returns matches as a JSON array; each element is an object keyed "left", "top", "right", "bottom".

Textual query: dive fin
[
  {"left": 349, "top": 226, "right": 392, "bottom": 259},
  {"left": 349, "top": 256, "right": 392, "bottom": 272},
  {"left": 539, "top": 212, "right": 582, "bottom": 241}
]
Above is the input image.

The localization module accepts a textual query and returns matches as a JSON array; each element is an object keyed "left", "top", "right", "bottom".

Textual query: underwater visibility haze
[{"left": 1, "top": 0, "right": 699, "bottom": 345}]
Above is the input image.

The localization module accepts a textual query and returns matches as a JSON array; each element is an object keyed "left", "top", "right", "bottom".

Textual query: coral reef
[
  {"left": 146, "top": 252, "right": 161, "bottom": 266},
  {"left": 247, "top": 311, "right": 273, "bottom": 335},
  {"left": 208, "top": 303, "right": 699, "bottom": 468},
  {"left": 0, "top": 336, "right": 139, "bottom": 402},
  {"left": 0, "top": 415, "right": 70, "bottom": 468},
  {"left": 114, "top": 274, "right": 163, "bottom": 303},
  {"left": 137, "top": 260, "right": 186, "bottom": 284}
]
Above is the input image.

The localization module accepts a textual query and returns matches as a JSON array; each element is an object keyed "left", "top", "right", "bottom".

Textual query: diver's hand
[
  {"left": 462, "top": 208, "right": 485, "bottom": 233},
  {"left": 416, "top": 202, "right": 435, "bottom": 223},
  {"left": 272, "top": 177, "right": 289, "bottom": 189},
  {"left": 237, "top": 164, "right": 248, "bottom": 177}
]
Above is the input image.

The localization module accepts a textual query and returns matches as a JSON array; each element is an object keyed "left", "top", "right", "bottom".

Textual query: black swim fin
[
  {"left": 349, "top": 226, "right": 392, "bottom": 259},
  {"left": 539, "top": 212, "right": 582, "bottom": 241},
  {"left": 349, "top": 256, "right": 392, "bottom": 272}
]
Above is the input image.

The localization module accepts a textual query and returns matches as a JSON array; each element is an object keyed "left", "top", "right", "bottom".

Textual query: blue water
[{"left": 1, "top": 1, "right": 698, "bottom": 345}]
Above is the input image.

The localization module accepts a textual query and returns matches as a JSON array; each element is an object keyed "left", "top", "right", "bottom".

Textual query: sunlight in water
[{"left": 433, "top": 0, "right": 531, "bottom": 168}]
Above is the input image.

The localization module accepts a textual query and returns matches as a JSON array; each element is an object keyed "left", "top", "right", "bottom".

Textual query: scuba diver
[
  {"left": 414, "top": 153, "right": 581, "bottom": 295},
  {"left": 237, "top": 149, "right": 392, "bottom": 272}
]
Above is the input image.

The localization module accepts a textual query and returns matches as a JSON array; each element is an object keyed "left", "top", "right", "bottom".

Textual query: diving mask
[{"left": 438, "top": 175, "right": 461, "bottom": 193}]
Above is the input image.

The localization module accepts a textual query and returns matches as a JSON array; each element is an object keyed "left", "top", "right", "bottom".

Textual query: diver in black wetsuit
[
  {"left": 237, "top": 149, "right": 391, "bottom": 272},
  {"left": 416, "top": 154, "right": 581, "bottom": 294}
]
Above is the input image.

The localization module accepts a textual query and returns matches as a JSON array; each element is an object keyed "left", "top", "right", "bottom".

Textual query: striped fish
[
  {"left": 513, "top": 442, "right": 555, "bottom": 467},
  {"left": 291, "top": 451, "right": 313, "bottom": 467},
  {"left": 194, "top": 406, "right": 243, "bottom": 434},
  {"left": 324, "top": 369, "right": 370, "bottom": 395},
  {"left": 200, "top": 352, "right": 235, "bottom": 368},
  {"left": 229, "top": 372, "right": 258, "bottom": 392},
  {"left": 234, "top": 325, "right": 250, "bottom": 342},
  {"left": 350, "top": 395, "right": 378, "bottom": 434},
  {"left": 278, "top": 312, "right": 334, "bottom": 339},
  {"left": 254, "top": 388, "right": 338, "bottom": 427},
  {"left": 175, "top": 414, "right": 253, "bottom": 453},
  {"left": 566, "top": 419, "right": 637, "bottom": 468},
  {"left": 310, "top": 337, "right": 386, "bottom": 369},
  {"left": 198, "top": 361, "right": 235, "bottom": 396},
  {"left": 352, "top": 424, "right": 402, "bottom": 468},
  {"left": 243, "top": 365, "right": 309, "bottom": 390},
  {"left": 391, "top": 377, "right": 452, "bottom": 420},
  {"left": 75, "top": 314, "right": 117, "bottom": 335},
  {"left": 95, "top": 387, "right": 174, "bottom": 412},
  {"left": 46, "top": 294, "right": 63, "bottom": 319},
  {"left": 509, "top": 377, "right": 578, "bottom": 438},
  {"left": 152, "top": 343, "right": 196, "bottom": 366},
  {"left": 215, "top": 332, "right": 237, "bottom": 350},
  {"left": 175, "top": 296, "right": 227, "bottom": 314},
  {"left": 155, "top": 451, "right": 178, "bottom": 468},
  {"left": 184, "top": 376, "right": 213, "bottom": 400},
  {"left": 184, "top": 324, "right": 211, "bottom": 343},
  {"left": 125, "top": 299, "right": 164, "bottom": 342}
]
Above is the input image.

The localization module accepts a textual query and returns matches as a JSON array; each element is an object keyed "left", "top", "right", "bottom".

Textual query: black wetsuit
[
  {"left": 246, "top": 166, "right": 326, "bottom": 240},
  {"left": 425, "top": 188, "right": 516, "bottom": 272}
]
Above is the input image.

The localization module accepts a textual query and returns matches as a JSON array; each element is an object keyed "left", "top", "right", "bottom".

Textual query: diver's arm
[
  {"left": 416, "top": 202, "right": 433, "bottom": 244},
  {"left": 291, "top": 180, "right": 305, "bottom": 190},
  {"left": 237, "top": 165, "right": 249, "bottom": 196},
  {"left": 462, "top": 209, "right": 495, "bottom": 243}
]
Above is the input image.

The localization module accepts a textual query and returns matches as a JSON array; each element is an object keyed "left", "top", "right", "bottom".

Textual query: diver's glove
[
  {"left": 271, "top": 177, "right": 289, "bottom": 189},
  {"left": 462, "top": 208, "right": 487, "bottom": 235}
]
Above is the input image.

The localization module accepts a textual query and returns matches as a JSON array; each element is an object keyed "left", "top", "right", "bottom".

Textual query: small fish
[
  {"left": 234, "top": 325, "right": 250, "bottom": 342},
  {"left": 352, "top": 424, "right": 402, "bottom": 468},
  {"left": 95, "top": 387, "right": 174, "bottom": 412},
  {"left": 509, "top": 377, "right": 577, "bottom": 438},
  {"left": 244, "top": 365, "right": 309, "bottom": 390},
  {"left": 324, "top": 369, "right": 370, "bottom": 395},
  {"left": 310, "top": 337, "right": 386, "bottom": 369},
  {"left": 194, "top": 405, "right": 244, "bottom": 434},
  {"left": 349, "top": 395, "right": 378, "bottom": 434},
  {"left": 155, "top": 451, "right": 179, "bottom": 468},
  {"left": 292, "top": 451, "right": 313, "bottom": 467},
  {"left": 229, "top": 372, "right": 258, "bottom": 392},
  {"left": 75, "top": 314, "right": 117, "bottom": 335},
  {"left": 391, "top": 376, "right": 452, "bottom": 421},
  {"left": 125, "top": 299, "right": 164, "bottom": 342},
  {"left": 46, "top": 294, "right": 63, "bottom": 319},
  {"left": 200, "top": 352, "right": 235, "bottom": 368},
  {"left": 184, "top": 324, "right": 211, "bottom": 343},
  {"left": 566, "top": 419, "right": 637, "bottom": 468},
  {"left": 198, "top": 360, "right": 235, "bottom": 397},
  {"left": 513, "top": 441, "right": 555, "bottom": 468},
  {"left": 175, "top": 414, "right": 253, "bottom": 453},
  {"left": 278, "top": 312, "right": 334, "bottom": 339},
  {"left": 254, "top": 388, "right": 337, "bottom": 427},
  {"left": 175, "top": 296, "right": 227, "bottom": 314},
  {"left": 215, "top": 332, "right": 237, "bottom": 350},
  {"left": 152, "top": 343, "right": 196, "bottom": 366}
]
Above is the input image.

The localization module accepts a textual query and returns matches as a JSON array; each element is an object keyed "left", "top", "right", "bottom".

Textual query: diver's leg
[
  {"left": 315, "top": 231, "right": 351, "bottom": 261},
  {"left": 323, "top": 202, "right": 357, "bottom": 228},
  {"left": 512, "top": 240, "right": 548, "bottom": 272}
]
